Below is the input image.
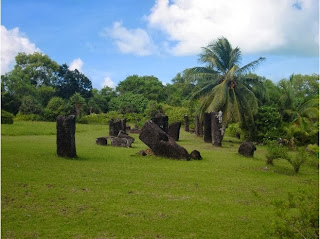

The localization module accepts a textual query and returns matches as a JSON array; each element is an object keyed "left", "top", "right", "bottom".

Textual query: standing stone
[
  {"left": 109, "top": 119, "right": 122, "bottom": 136},
  {"left": 184, "top": 115, "right": 189, "bottom": 132},
  {"left": 151, "top": 116, "right": 169, "bottom": 133},
  {"left": 195, "top": 115, "right": 203, "bottom": 137},
  {"left": 56, "top": 115, "right": 77, "bottom": 158},
  {"left": 120, "top": 119, "right": 127, "bottom": 133},
  {"left": 139, "top": 121, "right": 189, "bottom": 160},
  {"left": 211, "top": 111, "right": 223, "bottom": 147},
  {"left": 168, "top": 122, "right": 181, "bottom": 141},
  {"left": 238, "top": 142, "right": 256, "bottom": 157},
  {"left": 203, "top": 113, "right": 212, "bottom": 143}
]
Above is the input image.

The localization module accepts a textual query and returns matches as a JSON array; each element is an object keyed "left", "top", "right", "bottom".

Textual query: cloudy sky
[{"left": 1, "top": 0, "right": 319, "bottom": 89}]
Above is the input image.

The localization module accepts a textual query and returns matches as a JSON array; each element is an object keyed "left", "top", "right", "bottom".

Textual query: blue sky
[{"left": 1, "top": 0, "right": 319, "bottom": 89}]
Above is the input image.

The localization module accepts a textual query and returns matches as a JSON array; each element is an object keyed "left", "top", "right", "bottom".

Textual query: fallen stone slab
[
  {"left": 96, "top": 137, "right": 107, "bottom": 146},
  {"left": 117, "top": 130, "right": 135, "bottom": 145},
  {"left": 110, "top": 137, "right": 132, "bottom": 148},
  {"left": 139, "top": 121, "right": 189, "bottom": 160}
]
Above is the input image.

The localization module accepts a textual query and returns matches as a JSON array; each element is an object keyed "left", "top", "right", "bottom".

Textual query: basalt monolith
[
  {"left": 56, "top": 115, "right": 77, "bottom": 158},
  {"left": 168, "top": 122, "right": 181, "bottom": 141},
  {"left": 139, "top": 121, "right": 189, "bottom": 160}
]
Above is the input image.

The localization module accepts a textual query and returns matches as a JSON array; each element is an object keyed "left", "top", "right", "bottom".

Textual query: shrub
[
  {"left": 269, "top": 187, "right": 319, "bottom": 238},
  {"left": 1, "top": 110, "right": 14, "bottom": 124},
  {"left": 145, "top": 100, "right": 164, "bottom": 118},
  {"left": 286, "top": 147, "right": 307, "bottom": 173},
  {"left": 265, "top": 141, "right": 289, "bottom": 165},
  {"left": 15, "top": 112, "right": 44, "bottom": 121},
  {"left": 162, "top": 104, "right": 193, "bottom": 126},
  {"left": 226, "top": 123, "right": 241, "bottom": 138},
  {"left": 79, "top": 112, "right": 144, "bottom": 125},
  {"left": 253, "top": 106, "right": 284, "bottom": 142}
]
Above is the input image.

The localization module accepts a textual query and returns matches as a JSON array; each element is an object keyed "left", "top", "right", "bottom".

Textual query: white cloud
[
  {"left": 1, "top": 25, "right": 41, "bottom": 74},
  {"left": 69, "top": 58, "right": 84, "bottom": 72},
  {"left": 147, "top": 0, "right": 319, "bottom": 56},
  {"left": 102, "top": 76, "right": 115, "bottom": 89},
  {"left": 106, "top": 21, "right": 156, "bottom": 56}
]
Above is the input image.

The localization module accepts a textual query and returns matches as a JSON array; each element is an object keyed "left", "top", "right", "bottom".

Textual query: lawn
[{"left": 1, "top": 121, "right": 318, "bottom": 238}]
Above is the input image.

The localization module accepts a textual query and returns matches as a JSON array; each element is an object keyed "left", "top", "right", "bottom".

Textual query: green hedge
[
  {"left": 1, "top": 110, "right": 14, "bottom": 124},
  {"left": 80, "top": 112, "right": 144, "bottom": 125}
]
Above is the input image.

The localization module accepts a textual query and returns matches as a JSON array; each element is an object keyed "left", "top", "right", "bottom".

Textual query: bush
[
  {"left": 286, "top": 147, "right": 307, "bottom": 173},
  {"left": 15, "top": 112, "right": 44, "bottom": 121},
  {"left": 253, "top": 106, "right": 284, "bottom": 142},
  {"left": 162, "top": 104, "right": 193, "bottom": 126},
  {"left": 226, "top": 123, "right": 241, "bottom": 138},
  {"left": 1, "top": 110, "right": 14, "bottom": 124},
  {"left": 269, "top": 187, "right": 319, "bottom": 238},
  {"left": 265, "top": 141, "right": 289, "bottom": 165},
  {"left": 145, "top": 100, "right": 164, "bottom": 118},
  {"left": 80, "top": 112, "right": 144, "bottom": 125}
]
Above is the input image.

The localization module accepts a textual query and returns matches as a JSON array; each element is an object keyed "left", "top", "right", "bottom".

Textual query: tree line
[{"left": 1, "top": 40, "right": 319, "bottom": 146}]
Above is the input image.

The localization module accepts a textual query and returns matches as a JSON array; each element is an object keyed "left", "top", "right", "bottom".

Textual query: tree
[
  {"left": 12, "top": 52, "right": 60, "bottom": 87},
  {"left": 116, "top": 75, "right": 166, "bottom": 102},
  {"left": 56, "top": 64, "right": 92, "bottom": 99},
  {"left": 109, "top": 92, "right": 148, "bottom": 114},
  {"left": 19, "top": 95, "right": 43, "bottom": 115},
  {"left": 291, "top": 74, "right": 319, "bottom": 103},
  {"left": 69, "top": 93, "right": 87, "bottom": 118},
  {"left": 165, "top": 73, "right": 195, "bottom": 106},
  {"left": 1, "top": 52, "right": 59, "bottom": 114},
  {"left": 188, "top": 37, "right": 265, "bottom": 132}
]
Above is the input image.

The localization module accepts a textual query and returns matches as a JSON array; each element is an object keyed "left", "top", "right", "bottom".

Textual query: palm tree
[
  {"left": 188, "top": 37, "right": 265, "bottom": 131},
  {"left": 279, "top": 74, "right": 319, "bottom": 131}
]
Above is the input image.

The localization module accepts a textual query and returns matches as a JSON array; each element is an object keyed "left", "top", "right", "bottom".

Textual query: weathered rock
[
  {"left": 138, "top": 150, "right": 147, "bottom": 156},
  {"left": 189, "top": 150, "right": 202, "bottom": 160},
  {"left": 211, "top": 111, "right": 223, "bottom": 147},
  {"left": 139, "top": 121, "right": 189, "bottom": 160},
  {"left": 120, "top": 118, "right": 127, "bottom": 133},
  {"left": 238, "top": 142, "right": 256, "bottom": 157},
  {"left": 203, "top": 113, "right": 212, "bottom": 143},
  {"left": 129, "top": 128, "right": 141, "bottom": 134},
  {"left": 56, "top": 115, "right": 77, "bottom": 158},
  {"left": 118, "top": 130, "right": 135, "bottom": 145},
  {"left": 151, "top": 116, "right": 169, "bottom": 133},
  {"left": 96, "top": 137, "right": 107, "bottom": 146},
  {"left": 195, "top": 115, "right": 203, "bottom": 137},
  {"left": 109, "top": 119, "right": 122, "bottom": 136},
  {"left": 168, "top": 122, "right": 181, "bottom": 141},
  {"left": 110, "top": 137, "right": 132, "bottom": 148},
  {"left": 184, "top": 115, "right": 189, "bottom": 132}
]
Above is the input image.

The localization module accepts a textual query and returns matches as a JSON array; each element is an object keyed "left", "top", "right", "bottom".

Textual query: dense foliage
[{"left": 1, "top": 41, "right": 318, "bottom": 147}]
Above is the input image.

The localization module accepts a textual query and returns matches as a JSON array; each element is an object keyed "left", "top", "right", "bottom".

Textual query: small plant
[
  {"left": 286, "top": 147, "right": 308, "bottom": 173},
  {"left": 1, "top": 110, "right": 14, "bottom": 124},
  {"left": 269, "top": 187, "right": 319, "bottom": 238},
  {"left": 265, "top": 140, "right": 289, "bottom": 165}
]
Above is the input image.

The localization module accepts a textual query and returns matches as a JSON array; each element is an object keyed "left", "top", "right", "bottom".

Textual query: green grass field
[{"left": 1, "top": 121, "right": 318, "bottom": 238}]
